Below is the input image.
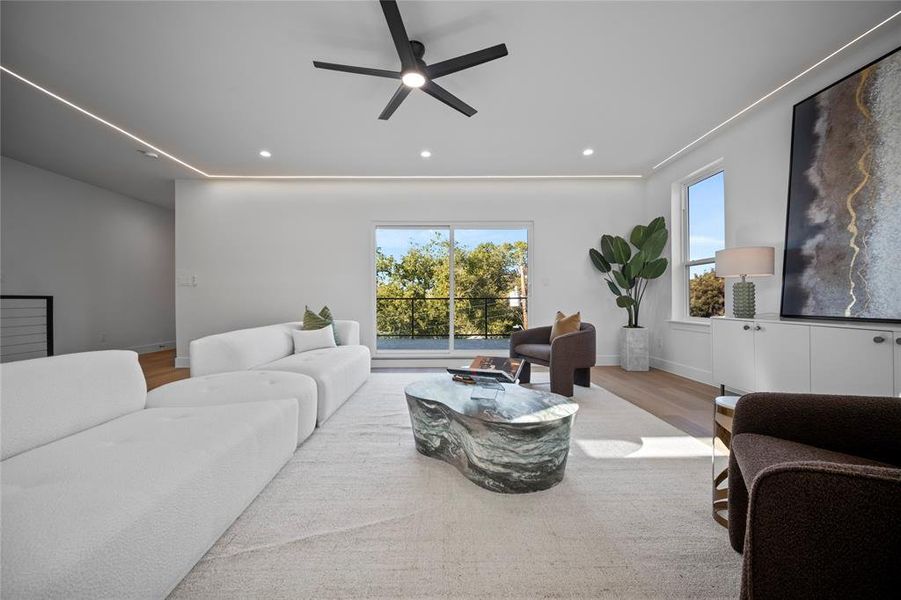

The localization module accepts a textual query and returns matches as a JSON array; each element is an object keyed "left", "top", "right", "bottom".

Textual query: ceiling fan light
[{"left": 401, "top": 71, "right": 426, "bottom": 88}]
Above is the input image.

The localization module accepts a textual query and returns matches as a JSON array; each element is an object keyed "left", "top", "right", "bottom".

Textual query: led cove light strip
[
  {"left": 0, "top": 65, "right": 208, "bottom": 176},
  {"left": 652, "top": 9, "right": 901, "bottom": 171},
  {"left": 0, "top": 65, "right": 640, "bottom": 180},
  {"left": 206, "top": 174, "right": 642, "bottom": 180}
]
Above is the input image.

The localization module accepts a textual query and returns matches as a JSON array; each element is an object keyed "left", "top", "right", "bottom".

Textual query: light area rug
[{"left": 169, "top": 372, "right": 741, "bottom": 599}]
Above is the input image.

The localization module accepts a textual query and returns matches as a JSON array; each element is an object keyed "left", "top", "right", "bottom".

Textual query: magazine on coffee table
[{"left": 447, "top": 356, "right": 525, "bottom": 384}]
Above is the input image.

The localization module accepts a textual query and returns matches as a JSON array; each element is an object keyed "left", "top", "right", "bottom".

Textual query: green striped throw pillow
[{"left": 303, "top": 305, "right": 333, "bottom": 330}]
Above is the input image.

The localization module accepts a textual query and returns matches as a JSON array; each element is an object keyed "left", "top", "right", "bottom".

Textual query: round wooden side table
[{"left": 712, "top": 395, "right": 739, "bottom": 528}]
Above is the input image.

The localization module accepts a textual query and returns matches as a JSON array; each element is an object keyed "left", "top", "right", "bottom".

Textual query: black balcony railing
[
  {"left": 1, "top": 295, "right": 54, "bottom": 363},
  {"left": 376, "top": 296, "right": 527, "bottom": 340}
]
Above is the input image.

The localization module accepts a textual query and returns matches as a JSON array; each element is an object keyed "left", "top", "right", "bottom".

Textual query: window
[
  {"left": 683, "top": 171, "right": 725, "bottom": 318},
  {"left": 375, "top": 225, "right": 529, "bottom": 353}
]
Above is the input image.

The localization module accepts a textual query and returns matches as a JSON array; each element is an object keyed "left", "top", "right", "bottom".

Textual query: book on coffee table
[{"left": 447, "top": 356, "right": 525, "bottom": 384}]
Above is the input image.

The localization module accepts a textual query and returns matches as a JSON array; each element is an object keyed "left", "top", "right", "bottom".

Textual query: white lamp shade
[{"left": 715, "top": 246, "right": 775, "bottom": 278}]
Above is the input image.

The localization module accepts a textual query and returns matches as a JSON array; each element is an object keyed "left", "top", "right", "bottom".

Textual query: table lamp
[{"left": 715, "top": 247, "right": 775, "bottom": 319}]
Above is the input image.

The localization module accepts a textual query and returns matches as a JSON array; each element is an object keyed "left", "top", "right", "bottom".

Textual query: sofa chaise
[
  {"left": 188, "top": 320, "right": 370, "bottom": 425},
  {"left": 146, "top": 369, "right": 319, "bottom": 446},
  {"left": 0, "top": 350, "right": 306, "bottom": 599}
]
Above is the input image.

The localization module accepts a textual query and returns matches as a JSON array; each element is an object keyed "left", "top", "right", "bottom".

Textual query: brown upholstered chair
[
  {"left": 509, "top": 322, "right": 596, "bottom": 397},
  {"left": 728, "top": 392, "right": 901, "bottom": 600}
]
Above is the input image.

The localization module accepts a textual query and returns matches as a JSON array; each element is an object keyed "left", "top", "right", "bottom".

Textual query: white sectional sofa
[
  {"left": 0, "top": 351, "right": 300, "bottom": 599},
  {"left": 189, "top": 320, "right": 371, "bottom": 425}
]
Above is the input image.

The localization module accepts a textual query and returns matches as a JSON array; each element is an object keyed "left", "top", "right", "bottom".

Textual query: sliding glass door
[
  {"left": 375, "top": 227, "right": 451, "bottom": 351},
  {"left": 453, "top": 228, "right": 528, "bottom": 350},
  {"left": 375, "top": 225, "right": 529, "bottom": 353}
]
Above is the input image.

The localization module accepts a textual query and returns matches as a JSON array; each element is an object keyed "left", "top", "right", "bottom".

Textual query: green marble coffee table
[{"left": 404, "top": 377, "right": 578, "bottom": 494}]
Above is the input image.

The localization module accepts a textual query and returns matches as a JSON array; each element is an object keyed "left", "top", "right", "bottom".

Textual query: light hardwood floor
[
  {"left": 138, "top": 350, "right": 718, "bottom": 437},
  {"left": 590, "top": 366, "right": 719, "bottom": 437},
  {"left": 139, "top": 349, "right": 189, "bottom": 391}
]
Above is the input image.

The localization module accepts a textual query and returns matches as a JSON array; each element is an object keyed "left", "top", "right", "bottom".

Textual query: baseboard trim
[
  {"left": 176, "top": 350, "right": 620, "bottom": 371},
  {"left": 650, "top": 356, "right": 713, "bottom": 385},
  {"left": 372, "top": 357, "right": 464, "bottom": 369},
  {"left": 371, "top": 354, "right": 621, "bottom": 370},
  {"left": 175, "top": 354, "right": 692, "bottom": 378},
  {"left": 130, "top": 341, "right": 175, "bottom": 355},
  {"left": 595, "top": 354, "right": 620, "bottom": 367}
]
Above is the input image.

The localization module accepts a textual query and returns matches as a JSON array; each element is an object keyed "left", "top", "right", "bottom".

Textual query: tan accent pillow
[{"left": 550, "top": 311, "right": 581, "bottom": 341}]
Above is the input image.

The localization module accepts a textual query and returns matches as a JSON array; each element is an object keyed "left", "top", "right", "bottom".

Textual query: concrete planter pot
[{"left": 620, "top": 327, "right": 649, "bottom": 371}]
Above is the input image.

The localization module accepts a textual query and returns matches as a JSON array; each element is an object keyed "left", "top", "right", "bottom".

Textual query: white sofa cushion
[
  {"left": 0, "top": 399, "right": 298, "bottom": 600},
  {"left": 0, "top": 351, "right": 146, "bottom": 460},
  {"left": 292, "top": 326, "right": 336, "bottom": 354},
  {"left": 146, "top": 370, "right": 318, "bottom": 446},
  {"left": 287, "top": 319, "right": 360, "bottom": 346},
  {"left": 255, "top": 345, "right": 370, "bottom": 424},
  {"left": 189, "top": 323, "right": 295, "bottom": 376},
  {"left": 331, "top": 320, "right": 360, "bottom": 346}
]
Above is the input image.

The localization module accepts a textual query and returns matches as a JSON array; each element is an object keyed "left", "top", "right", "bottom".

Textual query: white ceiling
[{"left": 2, "top": 1, "right": 899, "bottom": 208}]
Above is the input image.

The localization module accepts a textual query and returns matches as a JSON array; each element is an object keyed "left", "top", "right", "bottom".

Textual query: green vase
[{"left": 733, "top": 280, "right": 756, "bottom": 319}]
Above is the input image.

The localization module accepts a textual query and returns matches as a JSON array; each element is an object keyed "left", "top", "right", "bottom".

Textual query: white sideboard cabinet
[
  {"left": 711, "top": 316, "right": 900, "bottom": 396},
  {"left": 894, "top": 332, "right": 901, "bottom": 397}
]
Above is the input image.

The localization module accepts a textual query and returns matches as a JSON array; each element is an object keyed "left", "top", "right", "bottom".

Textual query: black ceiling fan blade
[
  {"left": 422, "top": 81, "right": 477, "bottom": 117},
  {"left": 426, "top": 44, "right": 509, "bottom": 79},
  {"left": 313, "top": 61, "right": 400, "bottom": 79},
  {"left": 378, "top": 84, "right": 412, "bottom": 120},
  {"left": 379, "top": 0, "right": 416, "bottom": 70}
]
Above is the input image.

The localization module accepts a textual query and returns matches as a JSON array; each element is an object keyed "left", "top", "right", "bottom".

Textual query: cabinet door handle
[
  {"left": 754, "top": 325, "right": 762, "bottom": 331},
  {"left": 743, "top": 325, "right": 751, "bottom": 331},
  {"left": 873, "top": 336, "right": 885, "bottom": 344},
  {"left": 897, "top": 337, "right": 901, "bottom": 345}
]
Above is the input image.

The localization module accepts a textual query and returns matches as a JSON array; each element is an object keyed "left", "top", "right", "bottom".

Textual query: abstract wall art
[{"left": 782, "top": 46, "right": 901, "bottom": 323}]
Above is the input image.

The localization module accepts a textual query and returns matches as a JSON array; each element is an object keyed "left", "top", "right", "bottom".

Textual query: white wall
[
  {"left": 643, "top": 27, "right": 901, "bottom": 384},
  {"left": 174, "top": 178, "right": 646, "bottom": 365},
  {"left": 1, "top": 157, "right": 175, "bottom": 355}
]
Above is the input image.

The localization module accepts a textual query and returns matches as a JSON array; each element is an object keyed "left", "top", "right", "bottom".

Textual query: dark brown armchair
[
  {"left": 728, "top": 392, "right": 901, "bottom": 600},
  {"left": 509, "top": 323, "right": 596, "bottom": 397}
]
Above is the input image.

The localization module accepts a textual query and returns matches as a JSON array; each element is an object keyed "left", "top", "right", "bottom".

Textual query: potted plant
[{"left": 588, "top": 217, "right": 669, "bottom": 371}]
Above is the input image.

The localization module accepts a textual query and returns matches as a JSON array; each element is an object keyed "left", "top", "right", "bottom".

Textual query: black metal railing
[
  {"left": 1, "top": 295, "right": 54, "bottom": 362},
  {"left": 376, "top": 296, "right": 527, "bottom": 339}
]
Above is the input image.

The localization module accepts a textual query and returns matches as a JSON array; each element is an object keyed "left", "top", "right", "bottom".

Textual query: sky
[
  {"left": 376, "top": 228, "right": 528, "bottom": 260},
  {"left": 688, "top": 170, "right": 725, "bottom": 261}
]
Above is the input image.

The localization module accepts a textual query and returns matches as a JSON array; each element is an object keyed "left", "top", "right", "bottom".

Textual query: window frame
[
  {"left": 371, "top": 221, "right": 533, "bottom": 358},
  {"left": 671, "top": 160, "right": 725, "bottom": 323}
]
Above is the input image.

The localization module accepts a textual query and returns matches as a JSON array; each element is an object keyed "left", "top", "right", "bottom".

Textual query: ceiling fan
[{"left": 313, "top": 0, "right": 508, "bottom": 120}]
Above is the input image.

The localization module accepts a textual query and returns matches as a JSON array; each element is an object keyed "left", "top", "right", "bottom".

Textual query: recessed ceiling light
[
  {"left": 402, "top": 72, "right": 426, "bottom": 88},
  {"left": 138, "top": 149, "right": 159, "bottom": 159},
  {"left": 259, "top": 150, "right": 272, "bottom": 158},
  {"left": 420, "top": 150, "right": 432, "bottom": 158},
  {"left": 4, "top": 4, "right": 899, "bottom": 181},
  {"left": 582, "top": 148, "right": 594, "bottom": 156}
]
